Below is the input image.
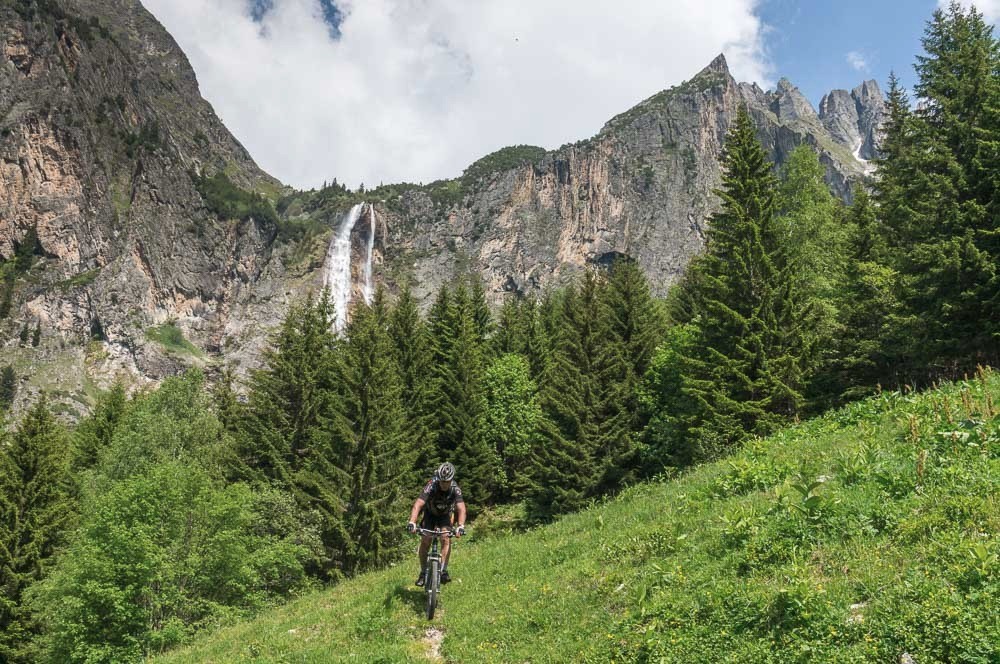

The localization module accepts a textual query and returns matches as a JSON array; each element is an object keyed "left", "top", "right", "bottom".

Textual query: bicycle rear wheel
[{"left": 426, "top": 559, "right": 439, "bottom": 620}]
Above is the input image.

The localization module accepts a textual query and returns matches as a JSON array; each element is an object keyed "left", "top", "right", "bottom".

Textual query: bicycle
[{"left": 411, "top": 527, "right": 456, "bottom": 619}]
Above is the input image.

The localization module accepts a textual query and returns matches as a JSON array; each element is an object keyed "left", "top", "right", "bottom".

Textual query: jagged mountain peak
[
  {"left": 698, "top": 53, "right": 731, "bottom": 77},
  {"left": 768, "top": 77, "right": 820, "bottom": 124}
]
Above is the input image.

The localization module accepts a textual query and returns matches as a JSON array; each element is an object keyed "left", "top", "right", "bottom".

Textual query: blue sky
[{"left": 759, "top": 0, "right": 941, "bottom": 103}]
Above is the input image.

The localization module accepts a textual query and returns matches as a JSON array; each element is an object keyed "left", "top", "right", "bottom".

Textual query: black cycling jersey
[{"left": 419, "top": 479, "right": 465, "bottom": 517}]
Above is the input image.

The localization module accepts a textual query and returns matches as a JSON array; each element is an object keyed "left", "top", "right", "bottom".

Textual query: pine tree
[
  {"left": 0, "top": 366, "right": 16, "bottom": 413},
  {"left": 882, "top": 4, "right": 1000, "bottom": 377},
  {"left": 832, "top": 187, "right": 905, "bottom": 400},
  {"left": 0, "top": 399, "right": 74, "bottom": 662},
  {"left": 30, "top": 322, "right": 40, "bottom": 347},
  {"left": 602, "top": 257, "right": 664, "bottom": 461},
  {"left": 528, "top": 273, "right": 630, "bottom": 515},
  {"left": 387, "top": 284, "right": 435, "bottom": 482},
  {"left": 238, "top": 291, "right": 348, "bottom": 578},
  {"left": 673, "top": 106, "right": 814, "bottom": 453},
  {"left": 528, "top": 284, "right": 597, "bottom": 520},
  {"left": 336, "top": 290, "right": 411, "bottom": 574},
  {"left": 425, "top": 281, "right": 498, "bottom": 506},
  {"left": 72, "top": 382, "right": 128, "bottom": 471},
  {"left": 18, "top": 324, "right": 28, "bottom": 345}
]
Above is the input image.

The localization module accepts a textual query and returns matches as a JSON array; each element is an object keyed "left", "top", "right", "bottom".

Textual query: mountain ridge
[{"left": 0, "top": 0, "right": 884, "bottom": 415}]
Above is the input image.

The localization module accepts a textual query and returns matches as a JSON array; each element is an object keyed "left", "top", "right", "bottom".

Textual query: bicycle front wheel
[{"left": 426, "top": 559, "right": 439, "bottom": 620}]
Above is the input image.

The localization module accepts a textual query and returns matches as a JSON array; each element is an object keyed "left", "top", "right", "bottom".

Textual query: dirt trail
[{"left": 422, "top": 627, "right": 444, "bottom": 662}]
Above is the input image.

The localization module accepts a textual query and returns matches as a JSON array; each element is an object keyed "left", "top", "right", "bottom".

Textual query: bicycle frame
[{"left": 414, "top": 527, "right": 455, "bottom": 619}]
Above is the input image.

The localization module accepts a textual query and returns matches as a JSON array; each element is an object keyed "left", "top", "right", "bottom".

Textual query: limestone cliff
[
  {"left": 0, "top": 0, "right": 885, "bottom": 417},
  {"left": 316, "top": 55, "right": 884, "bottom": 308}
]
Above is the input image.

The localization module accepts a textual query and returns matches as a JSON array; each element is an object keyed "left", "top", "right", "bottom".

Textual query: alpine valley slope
[
  {"left": 153, "top": 373, "right": 1000, "bottom": 663},
  {"left": 0, "top": 0, "right": 883, "bottom": 414}
]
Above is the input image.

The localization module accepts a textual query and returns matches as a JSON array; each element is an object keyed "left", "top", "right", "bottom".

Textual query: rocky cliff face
[
  {"left": 0, "top": 0, "right": 885, "bottom": 416},
  {"left": 0, "top": 0, "right": 302, "bottom": 413},
  {"left": 341, "top": 56, "right": 884, "bottom": 307}
]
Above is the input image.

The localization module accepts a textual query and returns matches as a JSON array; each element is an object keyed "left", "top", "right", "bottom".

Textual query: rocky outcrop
[
  {"left": 353, "top": 56, "right": 884, "bottom": 308},
  {"left": 0, "top": 0, "right": 289, "bottom": 413},
  {"left": 0, "top": 0, "right": 886, "bottom": 417},
  {"left": 819, "top": 80, "right": 885, "bottom": 161}
]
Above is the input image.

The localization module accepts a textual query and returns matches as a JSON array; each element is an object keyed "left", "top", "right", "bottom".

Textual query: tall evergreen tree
[
  {"left": 72, "top": 382, "right": 128, "bottom": 472},
  {"left": 336, "top": 291, "right": 411, "bottom": 574},
  {"left": 427, "top": 281, "right": 496, "bottom": 507},
  {"left": 388, "top": 284, "right": 435, "bottom": 481},
  {"left": 882, "top": 4, "right": 1000, "bottom": 377},
  {"left": 0, "top": 365, "right": 16, "bottom": 413},
  {"left": 603, "top": 257, "right": 664, "bottom": 448},
  {"left": 0, "top": 399, "right": 74, "bottom": 662},
  {"left": 528, "top": 284, "right": 597, "bottom": 520},
  {"left": 673, "top": 106, "right": 814, "bottom": 453},
  {"left": 831, "top": 187, "right": 905, "bottom": 400},
  {"left": 238, "top": 291, "right": 348, "bottom": 578},
  {"left": 528, "top": 272, "right": 632, "bottom": 515}
]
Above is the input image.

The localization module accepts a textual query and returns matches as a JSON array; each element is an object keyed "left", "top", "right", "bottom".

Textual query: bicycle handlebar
[{"left": 411, "top": 527, "right": 457, "bottom": 538}]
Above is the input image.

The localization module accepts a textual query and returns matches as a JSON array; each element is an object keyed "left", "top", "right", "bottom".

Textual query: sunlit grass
[{"left": 156, "top": 372, "right": 1000, "bottom": 663}]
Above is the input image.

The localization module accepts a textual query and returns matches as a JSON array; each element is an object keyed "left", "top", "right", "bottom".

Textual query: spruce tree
[
  {"left": 72, "top": 382, "right": 128, "bottom": 471},
  {"left": 602, "top": 257, "right": 664, "bottom": 463},
  {"left": 832, "top": 187, "right": 905, "bottom": 400},
  {"left": 0, "top": 366, "right": 16, "bottom": 413},
  {"left": 528, "top": 273, "right": 631, "bottom": 515},
  {"left": 528, "top": 284, "right": 596, "bottom": 520},
  {"left": 882, "top": 4, "right": 1000, "bottom": 377},
  {"left": 426, "top": 281, "right": 497, "bottom": 506},
  {"left": 673, "top": 106, "right": 813, "bottom": 453},
  {"left": 0, "top": 399, "right": 74, "bottom": 662},
  {"left": 238, "top": 291, "right": 348, "bottom": 578},
  {"left": 387, "top": 284, "right": 435, "bottom": 482},
  {"left": 336, "top": 291, "right": 410, "bottom": 574},
  {"left": 30, "top": 322, "right": 40, "bottom": 347}
]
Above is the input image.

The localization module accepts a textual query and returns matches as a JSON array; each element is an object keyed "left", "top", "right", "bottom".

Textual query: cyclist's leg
[{"left": 441, "top": 513, "right": 454, "bottom": 566}]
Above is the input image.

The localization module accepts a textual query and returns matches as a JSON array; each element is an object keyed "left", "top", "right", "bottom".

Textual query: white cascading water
[
  {"left": 362, "top": 204, "right": 376, "bottom": 304},
  {"left": 324, "top": 202, "right": 366, "bottom": 330}
]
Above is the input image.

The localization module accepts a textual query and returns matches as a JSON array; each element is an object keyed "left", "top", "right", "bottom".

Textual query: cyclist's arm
[
  {"left": 409, "top": 498, "right": 426, "bottom": 524},
  {"left": 455, "top": 500, "right": 467, "bottom": 529}
]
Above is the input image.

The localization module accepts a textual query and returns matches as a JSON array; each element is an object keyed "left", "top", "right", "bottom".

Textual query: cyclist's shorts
[{"left": 420, "top": 511, "right": 453, "bottom": 530}]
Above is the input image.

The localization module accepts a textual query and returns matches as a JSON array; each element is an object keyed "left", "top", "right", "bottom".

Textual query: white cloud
[
  {"left": 846, "top": 50, "right": 869, "bottom": 72},
  {"left": 143, "top": 0, "right": 771, "bottom": 189},
  {"left": 939, "top": 0, "right": 1000, "bottom": 22}
]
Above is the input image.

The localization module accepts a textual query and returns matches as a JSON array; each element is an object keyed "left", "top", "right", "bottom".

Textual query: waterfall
[
  {"left": 323, "top": 202, "right": 366, "bottom": 330},
  {"left": 362, "top": 204, "right": 376, "bottom": 304}
]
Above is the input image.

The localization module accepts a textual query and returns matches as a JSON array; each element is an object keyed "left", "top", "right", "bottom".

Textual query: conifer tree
[
  {"left": 427, "top": 281, "right": 496, "bottom": 506},
  {"left": 832, "top": 187, "right": 905, "bottom": 399},
  {"left": 0, "top": 366, "right": 16, "bottom": 413},
  {"left": 0, "top": 399, "right": 73, "bottom": 662},
  {"left": 528, "top": 272, "right": 632, "bottom": 514},
  {"left": 527, "top": 284, "right": 597, "bottom": 520},
  {"left": 238, "top": 291, "right": 348, "bottom": 578},
  {"left": 336, "top": 290, "right": 411, "bottom": 574},
  {"left": 30, "top": 322, "right": 40, "bottom": 347},
  {"left": 673, "top": 106, "right": 814, "bottom": 453},
  {"left": 881, "top": 4, "right": 1000, "bottom": 376},
  {"left": 388, "top": 284, "right": 435, "bottom": 481},
  {"left": 602, "top": 257, "right": 664, "bottom": 459},
  {"left": 72, "top": 382, "right": 128, "bottom": 471}
]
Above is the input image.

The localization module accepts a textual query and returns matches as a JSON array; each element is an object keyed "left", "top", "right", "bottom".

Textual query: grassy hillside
[{"left": 156, "top": 372, "right": 999, "bottom": 663}]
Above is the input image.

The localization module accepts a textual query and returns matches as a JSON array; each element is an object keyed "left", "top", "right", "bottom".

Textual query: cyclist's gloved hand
[
  {"left": 456, "top": 524, "right": 466, "bottom": 537},
  {"left": 407, "top": 521, "right": 417, "bottom": 534}
]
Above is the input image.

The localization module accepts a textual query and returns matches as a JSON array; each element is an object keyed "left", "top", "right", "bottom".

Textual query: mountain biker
[{"left": 407, "top": 462, "right": 466, "bottom": 586}]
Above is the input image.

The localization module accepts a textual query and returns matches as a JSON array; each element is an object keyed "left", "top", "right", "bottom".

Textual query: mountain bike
[{"left": 413, "top": 527, "right": 455, "bottom": 619}]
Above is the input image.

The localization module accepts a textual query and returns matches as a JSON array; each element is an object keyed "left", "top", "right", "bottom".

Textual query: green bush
[{"left": 191, "top": 171, "right": 278, "bottom": 227}]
